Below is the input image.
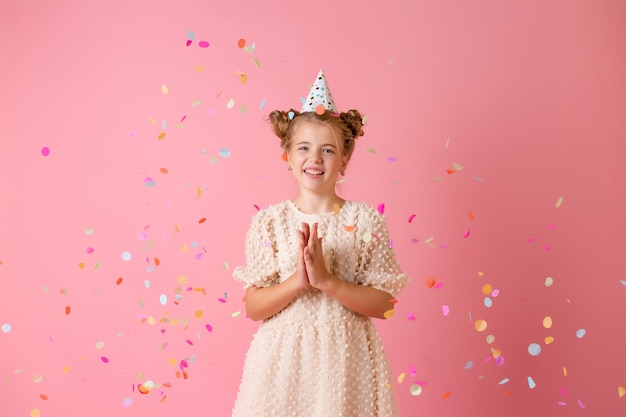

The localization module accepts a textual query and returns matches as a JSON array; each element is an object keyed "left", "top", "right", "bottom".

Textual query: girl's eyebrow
[{"left": 294, "top": 140, "right": 338, "bottom": 148}]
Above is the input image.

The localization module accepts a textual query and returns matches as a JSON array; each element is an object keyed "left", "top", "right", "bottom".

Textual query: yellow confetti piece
[
  {"left": 222, "top": 262, "right": 230, "bottom": 270},
  {"left": 253, "top": 58, "right": 260, "bottom": 67},
  {"left": 196, "top": 187, "right": 202, "bottom": 197},
  {"left": 196, "top": 66, "right": 204, "bottom": 72},
  {"left": 486, "top": 334, "right": 495, "bottom": 344},
  {"left": 168, "top": 357, "right": 177, "bottom": 365},
  {"left": 556, "top": 196, "right": 564, "bottom": 208},
  {"left": 161, "top": 84, "right": 168, "bottom": 94},
  {"left": 194, "top": 310, "right": 204, "bottom": 318},
  {"left": 452, "top": 162, "right": 464, "bottom": 170},
  {"left": 544, "top": 336, "right": 555, "bottom": 344},
  {"left": 226, "top": 99, "right": 235, "bottom": 109},
  {"left": 482, "top": 284, "right": 493, "bottom": 295},
  {"left": 491, "top": 348, "right": 501, "bottom": 358},
  {"left": 95, "top": 341, "right": 104, "bottom": 349},
  {"left": 177, "top": 275, "right": 188, "bottom": 284},
  {"left": 30, "top": 409, "right": 41, "bottom": 417},
  {"left": 477, "top": 271, "right": 484, "bottom": 276},
  {"left": 397, "top": 373, "right": 406, "bottom": 383},
  {"left": 181, "top": 244, "right": 188, "bottom": 253},
  {"left": 618, "top": 386, "right": 625, "bottom": 397},
  {"left": 78, "top": 262, "right": 85, "bottom": 270},
  {"left": 158, "top": 132, "right": 166, "bottom": 140},
  {"left": 543, "top": 316, "right": 553, "bottom": 328},
  {"left": 33, "top": 374, "right": 43, "bottom": 383},
  {"left": 474, "top": 319, "right": 487, "bottom": 332},
  {"left": 362, "top": 232, "right": 372, "bottom": 243},
  {"left": 384, "top": 309, "right": 395, "bottom": 319},
  {"left": 63, "top": 366, "right": 70, "bottom": 374},
  {"left": 232, "top": 311, "right": 241, "bottom": 318}
]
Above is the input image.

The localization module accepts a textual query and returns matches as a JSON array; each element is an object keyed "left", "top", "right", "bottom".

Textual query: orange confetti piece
[
  {"left": 237, "top": 38, "right": 246, "bottom": 48},
  {"left": 426, "top": 277, "right": 436, "bottom": 288},
  {"left": 446, "top": 169, "right": 456, "bottom": 174},
  {"left": 442, "top": 391, "right": 452, "bottom": 399},
  {"left": 65, "top": 306, "right": 71, "bottom": 315},
  {"left": 160, "top": 167, "right": 168, "bottom": 174},
  {"left": 344, "top": 225, "right": 355, "bottom": 232},
  {"left": 158, "top": 132, "right": 166, "bottom": 140},
  {"left": 175, "top": 224, "right": 182, "bottom": 232},
  {"left": 78, "top": 262, "right": 85, "bottom": 270},
  {"left": 388, "top": 298, "right": 398, "bottom": 304},
  {"left": 199, "top": 217, "right": 206, "bottom": 224},
  {"left": 315, "top": 104, "right": 325, "bottom": 115},
  {"left": 468, "top": 211, "right": 475, "bottom": 220},
  {"left": 154, "top": 258, "right": 161, "bottom": 266},
  {"left": 40, "top": 394, "right": 48, "bottom": 401},
  {"left": 116, "top": 277, "right": 123, "bottom": 285},
  {"left": 281, "top": 152, "right": 288, "bottom": 162}
]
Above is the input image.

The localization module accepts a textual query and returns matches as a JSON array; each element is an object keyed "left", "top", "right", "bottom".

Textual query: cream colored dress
[{"left": 232, "top": 200, "right": 408, "bottom": 417}]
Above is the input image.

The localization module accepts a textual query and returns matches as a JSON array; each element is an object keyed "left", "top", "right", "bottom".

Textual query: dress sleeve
[
  {"left": 355, "top": 208, "right": 408, "bottom": 297},
  {"left": 232, "top": 210, "right": 280, "bottom": 289}
]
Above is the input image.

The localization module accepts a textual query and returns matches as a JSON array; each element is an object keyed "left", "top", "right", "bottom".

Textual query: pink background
[{"left": 2, "top": 1, "right": 625, "bottom": 416}]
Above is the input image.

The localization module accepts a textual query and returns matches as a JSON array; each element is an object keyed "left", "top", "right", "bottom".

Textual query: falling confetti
[
  {"left": 474, "top": 319, "right": 487, "bottom": 332},
  {"left": 576, "top": 329, "right": 586, "bottom": 338},
  {"left": 556, "top": 196, "right": 564, "bottom": 208},
  {"left": 1, "top": 323, "right": 11, "bottom": 333},
  {"left": 528, "top": 343, "right": 542, "bottom": 356},
  {"left": 528, "top": 376, "right": 536, "bottom": 389},
  {"left": 41, "top": 146, "right": 50, "bottom": 156}
]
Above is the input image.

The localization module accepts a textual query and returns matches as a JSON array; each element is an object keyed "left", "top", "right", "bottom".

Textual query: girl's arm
[
  {"left": 304, "top": 223, "right": 394, "bottom": 319},
  {"left": 245, "top": 223, "right": 311, "bottom": 321}
]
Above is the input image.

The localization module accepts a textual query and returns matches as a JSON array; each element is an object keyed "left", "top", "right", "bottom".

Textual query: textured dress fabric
[{"left": 232, "top": 200, "right": 408, "bottom": 417}]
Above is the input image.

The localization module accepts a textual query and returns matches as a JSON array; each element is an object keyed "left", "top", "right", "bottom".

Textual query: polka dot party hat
[{"left": 301, "top": 69, "right": 338, "bottom": 114}]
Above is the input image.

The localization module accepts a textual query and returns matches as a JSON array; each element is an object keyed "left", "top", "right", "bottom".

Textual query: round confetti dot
[
  {"left": 122, "top": 397, "right": 133, "bottom": 407},
  {"left": 86, "top": 247, "right": 94, "bottom": 254},
  {"left": 362, "top": 232, "right": 372, "bottom": 243},
  {"left": 194, "top": 310, "right": 204, "bottom": 319},
  {"left": 483, "top": 297, "right": 493, "bottom": 308},
  {"left": 543, "top": 316, "right": 553, "bottom": 328},
  {"left": 545, "top": 276, "right": 554, "bottom": 287},
  {"left": 576, "top": 329, "right": 586, "bottom": 338},
  {"left": 65, "top": 306, "right": 71, "bottom": 315},
  {"left": 426, "top": 277, "right": 436, "bottom": 288},
  {"left": 1, "top": 323, "right": 11, "bottom": 333},
  {"left": 474, "top": 319, "right": 487, "bottom": 332},
  {"left": 237, "top": 38, "right": 246, "bottom": 48},
  {"left": 528, "top": 343, "right": 542, "bottom": 356},
  {"left": 219, "top": 147, "right": 231, "bottom": 158},
  {"left": 30, "top": 409, "right": 41, "bottom": 417},
  {"left": 482, "top": 284, "right": 493, "bottom": 295},
  {"left": 544, "top": 336, "right": 555, "bottom": 344},
  {"left": 95, "top": 341, "right": 104, "bottom": 349},
  {"left": 159, "top": 294, "right": 167, "bottom": 305},
  {"left": 121, "top": 251, "right": 132, "bottom": 261},
  {"left": 410, "top": 384, "right": 423, "bottom": 396},
  {"left": 41, "top": 147, "right": 50, "bottom": 156},
  {"left": 619, "top": 386, "right": 626, "bottom": 398}
]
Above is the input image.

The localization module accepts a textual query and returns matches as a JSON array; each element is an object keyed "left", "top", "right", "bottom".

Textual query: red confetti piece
[
  {"left": 40, "top": 394, "right": 48, "bottom": 401},
  {"left": 468, "top": 211, "right": 475, "bottom": 220},
  {"left": 116, "top": 277, "right": 123, "bottom": 285},
  {"left": 426, "top": 277, "right": 436, "bottom": 288},
  {"left": 65, "top": 306, "right": 71, "bottom": 315},
  {"left": 237, "top": 38, "right": 246, "bottom": 48},
  {"left": 199, "top": 217, "right": 206, "bottom": 224},
  {"left": 408, "top": 214, "right": 416, "bottom": 223}
]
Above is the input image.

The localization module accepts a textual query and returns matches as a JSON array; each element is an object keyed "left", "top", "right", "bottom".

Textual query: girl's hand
[
  {"left": 303, "top": 223, "right": 336, "bottom": 290},
  {"left": 294, "top": 222, "right": 311, "bottom": 289}
]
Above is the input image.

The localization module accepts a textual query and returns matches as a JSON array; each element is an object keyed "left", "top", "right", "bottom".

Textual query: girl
[{"left": 232, "top": 70, "right": 407, "bottom": 417}]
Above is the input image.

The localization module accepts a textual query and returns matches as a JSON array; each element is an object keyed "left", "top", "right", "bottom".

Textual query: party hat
[{"left": 301, "top": 69, "right": 338, "bottom": 114}]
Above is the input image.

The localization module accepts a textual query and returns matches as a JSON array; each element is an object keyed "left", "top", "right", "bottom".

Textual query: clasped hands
[{"left": 296, "top": 222, "right": 336, "bottom": 291}]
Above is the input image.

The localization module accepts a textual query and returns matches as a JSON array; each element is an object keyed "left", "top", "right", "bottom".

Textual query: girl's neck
[{"left": 291, "top": 193, "right": 345, "bottom": 214}]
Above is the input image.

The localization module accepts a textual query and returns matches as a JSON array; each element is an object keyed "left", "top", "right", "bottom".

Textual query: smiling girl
[{"left": 231, "top": 70, "right": 407, "bottom": 417}]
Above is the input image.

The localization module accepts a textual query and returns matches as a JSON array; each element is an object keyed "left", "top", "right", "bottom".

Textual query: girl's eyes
[{"left": 296, "top": 146, "right": 334, "bottom": 154}]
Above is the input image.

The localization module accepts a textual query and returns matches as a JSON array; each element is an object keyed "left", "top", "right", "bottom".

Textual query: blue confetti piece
[{"left": 528, "top": 376, "right": 536, "bottom": 389}]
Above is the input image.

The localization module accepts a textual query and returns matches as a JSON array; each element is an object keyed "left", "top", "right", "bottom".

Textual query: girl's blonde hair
[{"left": 268, "top": 109, "right": 364, "bottom": 161}]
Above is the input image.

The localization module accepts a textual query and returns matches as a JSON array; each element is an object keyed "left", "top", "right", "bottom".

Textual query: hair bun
[{"left": 340, "top": 110, "right": 365, "bottom": 138}]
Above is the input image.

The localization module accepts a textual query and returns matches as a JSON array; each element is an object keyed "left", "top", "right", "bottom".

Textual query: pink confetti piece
[
  {"left": 408, "top": 214, "right": 416, "bottom": 223},
  {"left": 442, "top": 305, "right": 450, "bottom": 316},
  {"left": 41, "top": 146, "right": 50, "bottom": 156},
  {"left": 186, "top": 340, "right": 194, "bottom": 346},
  {"left": 541, "top": 245, "right": 552, "bottom": 251},
  {"left": 410, "top": 238, "right": 419, "bottom": 244},
  {"left": 559, "top": 387, "right": 568, "bottom": 396},
  {"left": 205, "top": 324, "right": 213, "bottom": 332},
  {"left": 218, "top": 298, "right": 227, "bottom": 303},
  {"left": 557, "top": 401, "right": 566, "bottom": 406},
  {"left": 377, "top": 203, "right": 385, "bottom": 214},
  {"left": 86, "top": 247, "right": 94, "bottom": 254},
  {"left": 577, "top": 399, "right": 585, "bottom": 408},
  {"left": 463, "top": 229, "right": 470, "bottom": 238},
  {"left": 407, "top": 312, "right": 415, "bottom": 320},
  {"left": 198, "top": 40, "right": 210, "bottom": 48},
  {"left": 433, "top": 282, "right": 443, "bottom": 289},
  {"left": 101, "top": 356, "right": 109, "bottom": 363},
  {"left": 409, "top": 367, "right": 417, "bottom": 377}
]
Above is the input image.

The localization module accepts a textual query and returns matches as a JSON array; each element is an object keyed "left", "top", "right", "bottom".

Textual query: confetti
[
  {"left": 498, "top": 378, "right": 510, "bottom": 385},
  {"left": 528, "top": 376, "right": 536, "bottom": 389},
  {"left": 122, "top": 397, "right": 133, "bottom": 407},
  {"left": 543, "top": 316, "right": 552, "bottom": 328},
  {"left": 556, "top": 196, "right": 564, "bottom": 208},
  {"left": 442, "top": 391, "right": 452, "bottom": 399},
  {"left": 544, "top": 336, "right": 555, "bottom": 344},
  {"left": 160, "top": 295, "right": 167, "bottom": 305},
  {"left": 226, "top": 99, "right": 235, "bottom": 109},
  {"left": 528, "top": 343, "right": 542, "bottom": 356},
  {"left": 544, "top": 277, "right": 554, "bottom": 287},
  {"left": 237, "top": 38, "right": 246, "bottom": 48},
  {"left": 161, "top": 84, "right": 168, "bottom": 94},
  {"left": 426, "top": 277, "right": 436, "bottom": 288},
  {"left": 576, "top": 329, "right": 586, "bottom": 338},
  {"left": 618, "top": 386, "right": 625, "bottom": 397},
  {"left": 408, "top": 214, "right": 416, "bottom": 223},
  {"left": 198, "top": 40, "right": 210, "bottom": 48},
  {"left": 121, "top": 251, "right": 132, "bottom": 261},
  {"left": 410, "top": 385, "right": 423, "bottom": 396},
  {"left": 620, "top": 280, "right": 626, "bottom": 286},
  {"left": 463, "top": 229, "right": 470, "bottom": 238},
  {"left": 577, "top": 399, "right": 585, "bottom": 408},
  {"left": 482, "top": 284, "right": 493, "bottom": 295},
  {"left": 362, "top": 232, "right": 372, "bottom": 243},
  {"left": 483, "top": 297, "right": 493, "bottom": 308},
  {"left": 41, "top": 147, "right": 50, "bottom": 156},
  {"left": 407, "top": 312, "right": 415, "bottom": 320},
  {"left": 30, "top": 409, "right": 41, "bottom": 417},
  {"left": 474, "top": 319, "right": 487, "bottom": 331},
  {"left": 442, "top": 305, "right": 450, "bottom": 317},
  {"left": 377, "top": 203, "right": 385, "bottom": 214},
  {"left": 384, "top": 309, "right": 395, "bottom": 319},
  {"left": 101, "top": 356, "right": 109, "bottom": 363},
  {"left": 65, "top": 306, "right": 71, "bottom": 315},
  {"left": 464, "top": 361, "right": 473, "bottom": 369},
  {"left": 1, "top": 323, "right": 11, "bottom": 333},
  {"left": 468, "top": 211, "right": 475, "bottom": 220}
]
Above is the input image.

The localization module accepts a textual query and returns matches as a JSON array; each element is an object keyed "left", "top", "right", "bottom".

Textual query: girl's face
[{"left": 287, "top": 121, "right": 347, "bottom": 196}]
